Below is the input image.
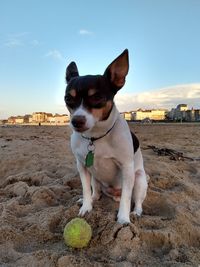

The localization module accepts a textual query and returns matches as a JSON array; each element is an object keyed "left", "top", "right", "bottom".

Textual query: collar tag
[
  {"left": 82, "top": 121, "right": 116, "bottom": 168},
  {"left": 85, "top": 141, "right": 95, "bottom": 167},
  {"left": 85, "top": 151, "right": 94, "bottom": 167}
]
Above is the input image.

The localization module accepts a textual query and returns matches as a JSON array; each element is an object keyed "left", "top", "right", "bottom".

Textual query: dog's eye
[
  {"left": 65, "top": 94, "right": 72, "bottom": 101},
  {"left": 89, "top": 93, "right": 106, "bottom": 102},
  {"left": 87, "top": 94, "right": 107, "bottom": 108},
  {"left": 65, "top": 94, "right": 73, "bottom": 103},
  {"left": 65, "top": 94, "right": 79, "bottom": 109}
]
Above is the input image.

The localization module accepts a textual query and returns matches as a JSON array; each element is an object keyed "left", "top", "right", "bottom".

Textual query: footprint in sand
[{"left": 144, "top": 192, "right": 176, "bottom": 220}]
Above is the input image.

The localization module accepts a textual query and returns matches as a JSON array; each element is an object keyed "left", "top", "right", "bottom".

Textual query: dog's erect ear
[
  {"left": 66, "top": 61, "right": 79, "bottom": 84},
  {"left": 104, "top": 49, "right": 129, "bottom": 90}
]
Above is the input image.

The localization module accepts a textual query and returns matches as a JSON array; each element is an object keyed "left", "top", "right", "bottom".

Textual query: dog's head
[{"left": 64, "top": 49, "right": 129, "bottom": 132}]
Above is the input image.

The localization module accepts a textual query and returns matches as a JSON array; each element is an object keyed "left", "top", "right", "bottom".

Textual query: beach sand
[{"left": 0, "top": 124, "right": 200, "bottom": 267}]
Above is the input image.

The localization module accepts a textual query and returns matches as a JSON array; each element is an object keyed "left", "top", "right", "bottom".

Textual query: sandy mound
[{"left": 0, "top": 124, "right": 200, "bottom": 267}]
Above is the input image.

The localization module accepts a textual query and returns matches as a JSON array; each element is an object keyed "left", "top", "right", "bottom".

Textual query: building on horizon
[
  {"left": 121, "top": 109, "right": 167, "bottom": 121},
  {"left": 8, "top": 116, "right": 16, "bottom": 124},
  {"left": 8, "top": 116, "right": 24, "bottom": 124},
  {"left": 168, "top": 104, "right": 188, "bottom": 121},
  {"left": 120, "top": 112, "right": 134, "bottom": 121},
  {"left": 32, "top": 112, "right": 53, "bottom": 123},
  {"left": 2, "top": 104, "right": 200, "bottom": 125},
  {"left": 168, "top": 104, "right": 200, "bottom": 122},
  {"left": 1, "top": 112, "right": 70, "bottom": 125},
  {"left": 195, "top": 109, "right": 200, "bottom": 121},
  {"left": 24, "top": 114, "right": 32, "bottom": 123},
  {"left": 47, "top": 114, "right": 70, "bottom": 124},
  {"left": 133, "top": 109, "right": 167, "bottom": 121}
]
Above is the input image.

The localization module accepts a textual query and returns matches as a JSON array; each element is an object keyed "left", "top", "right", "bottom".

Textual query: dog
[{"left": 64, "top": 49, "right": 148, "bottom": 224}]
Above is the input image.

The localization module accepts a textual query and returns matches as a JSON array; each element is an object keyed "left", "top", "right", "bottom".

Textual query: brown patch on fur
[
  {"left": 102, "top": 101, "right": 113, "bottom": 120},
  {"left": 106, "top": 187, "right": 122, "bottom": 196},
  {"left": 91, "top": 101, "right": 113, "bottom": 121},
  {"left": 88, "top": 88, "right": 97, "bottom": 96},
  {"left": 69, "top": 89, "right": 76, "bottom": 97}
]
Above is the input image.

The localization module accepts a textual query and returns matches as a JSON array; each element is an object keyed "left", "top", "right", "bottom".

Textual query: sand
[{"left": 0, "top": 123, "right": 200, "bottom": 267}]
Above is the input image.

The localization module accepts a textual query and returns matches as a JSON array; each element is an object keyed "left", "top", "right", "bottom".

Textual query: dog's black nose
[{"left": 71, "top": 116, "right": 86, "bottom": 129}]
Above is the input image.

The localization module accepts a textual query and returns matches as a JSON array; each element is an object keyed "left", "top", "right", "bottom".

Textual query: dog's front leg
[
  {"left": 77, "top": 160, "right": 93, "bottom": 216},
  {"left": 117, "top": 163, "right": 134, "bottom": 224}
]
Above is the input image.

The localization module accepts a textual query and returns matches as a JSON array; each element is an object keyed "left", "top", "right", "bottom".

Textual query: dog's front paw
[
  {"left": 117, "top": 214, "right": 130, "bottom": 225},
  {"left": 78, "top": 202, "right": 93, "bottom": 216},
  {"left": 91, "top": 192, "right": 101, "bottom": 202},
  {"left": 77, "top": 198, "right": 83, "bottom": 204},
  {"left": 132, "top": 207, "right": 143, "bottom": 217}
]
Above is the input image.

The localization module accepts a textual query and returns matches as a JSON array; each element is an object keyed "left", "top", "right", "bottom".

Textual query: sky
[{"left": 0, "top": 0, "right": 200, "bottom": 119}]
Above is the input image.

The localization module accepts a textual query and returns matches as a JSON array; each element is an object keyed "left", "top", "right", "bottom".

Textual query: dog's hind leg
[{"left": 91, "top": 177, "right": 102, "bottom": 201}]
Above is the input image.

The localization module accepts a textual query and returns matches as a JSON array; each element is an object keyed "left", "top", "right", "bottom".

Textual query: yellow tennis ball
[{"left": 63, "top": 218, "right": 92, "bottom": 248}]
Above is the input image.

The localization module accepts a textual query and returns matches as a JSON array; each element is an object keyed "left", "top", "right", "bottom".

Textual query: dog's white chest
[
  {"left": 71, "top": 136, "right": 121, "bottom": 186},
  {"left": 91, "top": 153, "right": 120, "bottom": 185}
]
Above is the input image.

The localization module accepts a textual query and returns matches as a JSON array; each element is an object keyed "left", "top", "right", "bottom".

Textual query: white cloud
[
  {"left": 79, "top": 29, "right": 93, "bottom": 35},
  {"left": 4, "top": 39, "right": 23, "bottom": 47},
  {"left": 115, "top": 84, "right": 200, "bottom": 112},
  {"left": 45, "top": 50, "right": 63, "bottom": 61},
  {"left": 2, "top": 32, "right": 37, "bottom": 48},
  {"left": 7, "top": 32, "right": 30, "bottom": 38},
  {"left": 31, "top": 39, "right": 40, "bottom": 46},
  {"left": 3, "top": 32, "right": 30, "bottom": 47}
]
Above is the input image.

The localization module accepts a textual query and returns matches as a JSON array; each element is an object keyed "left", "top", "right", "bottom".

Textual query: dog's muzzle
[{"left": 71, "top": 115, "right": 87, "bottom": 132}]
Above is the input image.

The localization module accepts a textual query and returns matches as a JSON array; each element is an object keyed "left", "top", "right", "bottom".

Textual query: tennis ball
[{"left": 63, "top": 218, "right": 92, "bottom": 248}]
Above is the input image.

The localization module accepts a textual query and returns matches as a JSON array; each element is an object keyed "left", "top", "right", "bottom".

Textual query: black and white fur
[{"left": 64, "top": 49, "right": 148, "bottom": 224}]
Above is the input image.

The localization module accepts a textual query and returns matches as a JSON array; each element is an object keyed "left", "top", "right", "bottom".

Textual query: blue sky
[{"left": 0, "top": 0, "right": 200, "bottom": 118}]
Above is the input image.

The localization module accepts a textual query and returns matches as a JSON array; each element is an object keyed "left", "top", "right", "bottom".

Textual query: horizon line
[{"left": 1, "top": 103, "right": 200, "bottom": 121}]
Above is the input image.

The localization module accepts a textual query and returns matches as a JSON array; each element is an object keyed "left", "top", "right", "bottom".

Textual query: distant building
[
  {"left": 185, "top": 109, "right": 195, "bottom": 122},
  {"left": 177, "top": 104, "right": 188, "bottom": 111},
  {"left": 24, "top": 114, "right": 32, "bottom": 123},
  {"left": 32, "top": 112, "right": 52, "bottom": 123},
  {"left": 1, "top": 120, "right": 8, "bottom": 124},
  {"left": 120, "top": 112, "right": 133, "bottom": 121},
  {"left": 8, "top": 116, "right": 24, "bottom": 124},
  {"left": 169, "top": 104, "right": 200, "bottom": 122},
  {"left": 54, "top": 114, "right": 70, "bottom": 124},
  {"left": 47, "top": 115, "right": 56, "bottom": 124},
  {"left": 194, "top": 109, "right": 200, "bottom": 121},
  {"left": 15, "top": 116, "right": 24, "bottom": 124},
  {"left": 47, "top": 114, "right": 70, "bottom": 124},
  {"left": 173, "top": 104, "right": 188, "bottom": 121},
  {"left": 132, "top": 109, "right": 167, "bottom": 121},
  {"left": 4, "top": 112, "right": 70, "bottom": 125},
  {"left": 168, "top": 108, "right": 175, "bottom": 120},
  {"left": 8, "top": 116, "right": 16, "bottom": 124},
  {"left": 120, "top": 109, "right": 167, "bottom": 121}
]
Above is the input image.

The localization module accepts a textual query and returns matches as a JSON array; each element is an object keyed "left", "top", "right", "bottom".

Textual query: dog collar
[
  {"left": 81, "top": 122, "right": 116, "bottom": 167},
  {"left": 81, "top": 122, "right": 116, "bottom": 142}
]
